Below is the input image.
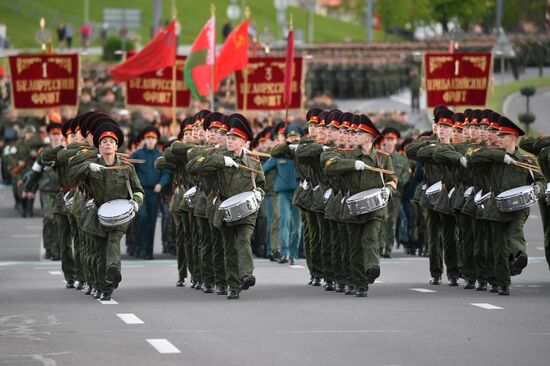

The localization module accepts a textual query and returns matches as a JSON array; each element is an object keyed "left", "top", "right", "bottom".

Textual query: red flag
[
  {"left": 215, "top": 19, "right": 248, "bottom": 86},
  {"left": 110, "top": 21, "right": 176, "bottom": 83},
  {"left": 283, "top": 28, "right": 294, "bottom": 107}
]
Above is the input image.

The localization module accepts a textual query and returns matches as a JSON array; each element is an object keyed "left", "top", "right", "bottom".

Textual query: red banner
[
  {"left": 8, "top": 54, "right": 79, "bottom": 109},
  {"left": 126, "top": 54, "right": 190, "bottom": 107},
  {"left": 424, "top": 52, "right": 492, "bottom": 107},
  {"left": 235, "top": 57, "right": 303, "bottom": 110}
]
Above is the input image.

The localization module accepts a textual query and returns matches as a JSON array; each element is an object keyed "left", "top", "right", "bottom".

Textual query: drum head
[
  {"left": 98, "top": 199, "right": 133, "bottom": 218},
  {"left": 474, "top": 190, "right": 483, "bottom": 202},
  {"left": 497, "top": 185, "right": 532, "bottom": 199},
  {"left": 184, "top": 186, "right": 197, "bottom": 198},
  {"left": 426, "top": 181, "right": 442, "bottom": 194},
  {"left": 349, "top": 188, "right": 383, "bottom": 201},
  {"left": 481, "top": 192, "right": 491, "bottom": 200},
  {"left": 219, "top": 191, "right": 254, "bottom": 209}
]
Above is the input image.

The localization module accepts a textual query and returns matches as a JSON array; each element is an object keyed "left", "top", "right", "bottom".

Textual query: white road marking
[
  {"left": 374, "top": 280, "right": 383, "bottom": 283},
  {"left": 24, "top": 225, "right": 42, "bottom": 230},
  {"left": 290, "top": 265, "right": 305, "bottom": 269},
  {"left": 536, "top": 247, "right": 544, "bottom": 251},
  {"left": 97, "top": 299, "right": 118, "bottom": 305},
  {"left": 410, "top": 288, "right": 436, "bottom": 293},
  {"left": 528, "top": 285, "right": 542, "bottom": 288},
  {"left": 12, "top": 234, "right": 40, "bottom": 238},
  {"left": 117, "top": 313, "right": 144, "bottom": 324},
  {"left": 471, "top": 303, "right": 503, "bottom": 310},
  {"left": 147, "top": 339, "right": 181, "bottom": 354},
  {"left": 48, "top": 271, "right": 62, "bottom": 275}
]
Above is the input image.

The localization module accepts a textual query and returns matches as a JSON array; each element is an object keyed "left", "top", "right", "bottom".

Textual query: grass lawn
[
  {"left": 0, "top": 0, "right": 396, "bottom": 49},
  {"left": 487, "top": 76, "right": 550, "bottom": 113}
]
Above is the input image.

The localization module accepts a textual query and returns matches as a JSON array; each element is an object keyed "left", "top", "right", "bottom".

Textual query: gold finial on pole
[
  {"left": 172, "top": 6, "right": 177, "bottom": 20},
  {"left": 245, "top": 6, "right": 251, "bottom": 19},
  {"left": 40, "top": 17, "right": 46, "bottom": 29},
  {"left": 289, "top": 13, "right": 293, "bottom": 31},
  {"left": 210, "top": 3, "right": 216, "bottom": 16}
]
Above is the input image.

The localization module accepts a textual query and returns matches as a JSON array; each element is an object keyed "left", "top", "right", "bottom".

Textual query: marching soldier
[
  {"left": 324, "top": 114, "right": 396, "bottom": 297},
  {"left": 519, "top": 135, "right": 550, "bottom": 272},
  {"left": 24, "top": 122, "right": 65, "bottom": 260},
  {"left": 70, "top": 121, "right": 144, "bottom": 301},
  {"left": 379, "top": 127, "right": 410, "bottom": 258},
  {"left": 468, "top": 116, "right": 545, "bottom": 295},
  {"left": 187, "top": 114, "right": 265, "bottom": 299}
]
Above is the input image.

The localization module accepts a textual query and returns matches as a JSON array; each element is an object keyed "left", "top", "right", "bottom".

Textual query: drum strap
[
  {"left": 122, "top": 170, "right": 134, "bottom": 199},
  {"left": 242, "top": 152, "right": 257, "bottom": 190}
]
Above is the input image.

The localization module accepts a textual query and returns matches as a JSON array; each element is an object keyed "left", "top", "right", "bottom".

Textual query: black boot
[
  {"left": 464, "top": 280, "right": 476, "bottom": 289},
  {"left": 429, "top": 277, "right": 441, "bottom": 285},
  {"left": 498, "top": 286, "right": 510, "bottom": 296},
  {"left": 476, "top": 282, "right": 487, "bottom": 291}
]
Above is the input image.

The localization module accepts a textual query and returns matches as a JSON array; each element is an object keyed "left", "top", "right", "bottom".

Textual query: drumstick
[
  {"left": 124, "top": 159, "right": 145, "bottom": 164},
  {"left": 246, "top": 150, "right": 271, "bottom": 158},
  {"left": 248, "top": 156, "right": 261, "bottom": 163},
  {"left": 514, "top": 161, "right": 540, "bottom": 170},
  {"left": 513, "top": 163, "right": 542, "bottom": 174},
  {"left": 238, "top": 164, "right": 263, "bottom": 175},
  {"left": 101, "top": 166, "right": 129, "bottom": 170},
  {"left": 366, "top": 166, "right": 395, "bottom": 175}
]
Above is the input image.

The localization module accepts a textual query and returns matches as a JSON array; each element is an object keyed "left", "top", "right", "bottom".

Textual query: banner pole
[
  {"left": 210, "top": 4, "right": 216, "bottom": 110},
  {"left": 172, "top": 5, "right": 178, "bottom": 124},
  {"left": 243, "top": 67, "right": 248, "bottom": 113}
]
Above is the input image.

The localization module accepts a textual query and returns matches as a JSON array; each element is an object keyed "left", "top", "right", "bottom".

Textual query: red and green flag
[{"left": 184, "top": 16, "right": 216, "bottom": 99}]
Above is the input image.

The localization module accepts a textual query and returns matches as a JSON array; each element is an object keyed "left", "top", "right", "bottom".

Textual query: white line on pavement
[
  {"left": 146, "top": 339, "right": 181, "bottom": 354},
  {"left": 374, "top": 280, "right": 383, "bottom": 283},
  {"left": 410, "top": 288, "right": 436, "bottom": 293},
  {"left": 48, "top": 271, "right": 62, "bottom": 275},
  {"left": 97, "top": 299, "right": 118, "bottom": 305},
  {"left": 536, "top": 247, "right": 544, "bottom": 250},
  {"left": 471, "top": 303, "right": 503, "bottom": 310},
  {"left": 290, "top": 265, "right": 305, "bottom": 269},
  {"left": 117, "top": 313, "right": 144, "bottom": 324}
]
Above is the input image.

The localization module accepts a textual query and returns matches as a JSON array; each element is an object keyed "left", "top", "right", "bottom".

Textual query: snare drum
[
  {"left": 97, "top": 199, "right": 135, "bottom": 227},
  {"left": 496, "top": 185, "right": 537, "bottom": 212},
  {"left": 218, "top": 191, "right": 260, "bottom": 222},
  {"left": 346, "top": 188, "right": 388, "bottom": 216},
  {"left": 464, "top": 186, "right": 474, "bottom": 198},
  {"left": 323, "top": 188, "right": 333, "bottom": 204},
  {"left": 474, "top": 190, "right": 491, "bottom": 206},
  {"left": 183, "top": 186, "right": 197, "bottom": 207},
  {"left": 425, "top": 181, "right": 443, "bottom": 205}
]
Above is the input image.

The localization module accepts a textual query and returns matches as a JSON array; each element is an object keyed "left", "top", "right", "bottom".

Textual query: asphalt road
[{"left": 1, "top": 186, "right": 549, "bottom": 366}]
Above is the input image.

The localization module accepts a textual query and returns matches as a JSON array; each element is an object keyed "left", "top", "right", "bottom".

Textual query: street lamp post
[{"left": 491, "top": 29, "right": 516, "bottom": 111}]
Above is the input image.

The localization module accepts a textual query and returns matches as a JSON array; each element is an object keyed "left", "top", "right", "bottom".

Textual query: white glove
[
  {"left": 129, "top": 199, "right": 139, "bottom": 212},
  {"left": 322, "top": 145, "right": 331, "bottom": 151},
  {"left": 89, "top": 163, "right": 103, "bottom": 172},
  {"left": 459, "top": 156, "right": 468, "bottom": 168},
  {"left": 288, "top": 144, "right": 298, "bottom": 151},
  {"left": 381, "top": 187, "right": 390, "bottom": 200},
  {"left": 354, "top": 160, "right": 368, "bottom": 171},
  {"left": 224, "top": 156, "right": 239, "bottom": 168},
  {"left": 503, "top": 154, "right": 515, "bottom": 165},
  {"left": 253, "top": 188, "right": 264, "bottom": 202}
]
